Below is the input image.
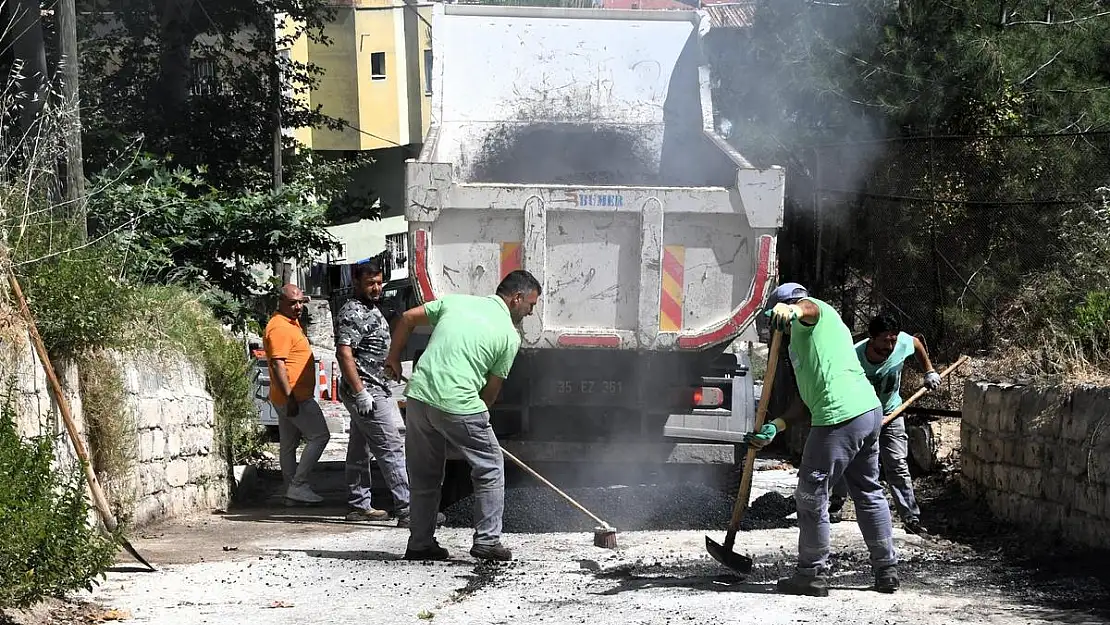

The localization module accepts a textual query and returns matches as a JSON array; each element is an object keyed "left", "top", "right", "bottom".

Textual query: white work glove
[
  {"left": 354, "top": 388, "right": 375, "bottom": 414},
  {"left": 924, "top": 370, "right": 941, "bottom": 390},
  {"left": 766, "top": 303, "right": 802, "bottom": 332}
]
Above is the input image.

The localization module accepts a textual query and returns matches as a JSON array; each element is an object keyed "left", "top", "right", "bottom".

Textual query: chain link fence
[{"left": 780, "top": 132, "right": 1110, "bottom": 362}]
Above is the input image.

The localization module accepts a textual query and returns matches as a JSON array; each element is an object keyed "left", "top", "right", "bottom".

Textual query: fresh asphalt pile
[{"left": 442, "top": 483, "right": 798, "bottom": 533}]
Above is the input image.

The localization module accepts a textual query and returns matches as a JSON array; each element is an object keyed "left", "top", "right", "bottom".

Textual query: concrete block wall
[{"left": 961, "top": 381, "right": 1110, "bottom": 550}]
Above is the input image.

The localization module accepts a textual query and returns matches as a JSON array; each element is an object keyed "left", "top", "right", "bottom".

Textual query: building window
[
  {"left": 190, "top": 57, "right": 220, "bottom": 96},
  {"left": 423, "top": 49, "right": 433, "bottom": 95},
  {"left": 277, "top": 49, "right": 294, "bottom": 99},
  {"left": 371, "top": 52, "right": 386, "bottom": 80},
  {"left": 386, "top": 232, "right": 408, "bottom": 271}
]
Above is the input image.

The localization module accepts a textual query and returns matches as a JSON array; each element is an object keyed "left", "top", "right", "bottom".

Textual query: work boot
[
  {"left": 828, "top": 495, "right": 845, "bottom": 524},
  {"left": 284, "top": 484, "right": 324, "bottom": 504},
  {"left": 395, "top": 509, "right": 446, "bottom": 528},
  {"left": 345, "top": 507, "right": 391, "bottom": 522},
  {"left": 470, "top": 543, "right": 512, "bottom": 562},
  {"left": 404, "top": 544, "right": 450, "bottom": 561},
  {"left": 776, "top": 573, "right": 829, "bottom": 597},
  {"left": 874, "top": 566, "right": 900, "bottom": 593}
]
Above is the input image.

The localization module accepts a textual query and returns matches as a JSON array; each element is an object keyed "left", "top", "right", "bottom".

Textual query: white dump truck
[{"left": 400, "top": 4, "right": 785, "bottom": 465}]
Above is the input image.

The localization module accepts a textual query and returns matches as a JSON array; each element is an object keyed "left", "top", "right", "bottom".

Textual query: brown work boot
[
  {"left": 345, "top": 507, "right": 391, "bottom": 522},
  {"left": 470, "top": 543, "right": 512, "bottom": 562},
  {"left": 776, "top": 573, "right": 829, "bottom": 597}
]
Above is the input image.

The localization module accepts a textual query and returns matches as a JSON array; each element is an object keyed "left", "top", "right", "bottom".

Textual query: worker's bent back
[{"left": 405, "top": 294, "right": 521, "bottom": 416}]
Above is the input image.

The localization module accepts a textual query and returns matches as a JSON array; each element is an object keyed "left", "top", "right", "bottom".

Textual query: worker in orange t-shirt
[{"left": 263, "top": 284, "right": 331, "bottom": 504}]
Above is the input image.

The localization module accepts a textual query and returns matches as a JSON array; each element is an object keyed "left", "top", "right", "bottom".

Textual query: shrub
[
  {"left": 10, "top": 226, "right": 137, "bottom": 358},
  {"left": 0, "top": 395, "right": 117, "bottom": 609}
]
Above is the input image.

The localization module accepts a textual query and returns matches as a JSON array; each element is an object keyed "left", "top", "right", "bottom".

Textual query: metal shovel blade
[{"left": 705, "top": 535, "right": 753, "bottom": 575}]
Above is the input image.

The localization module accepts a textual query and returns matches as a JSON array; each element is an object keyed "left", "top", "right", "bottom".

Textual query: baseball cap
[{"left": 767, "top": 282, "right": 809, "bottom": 307}]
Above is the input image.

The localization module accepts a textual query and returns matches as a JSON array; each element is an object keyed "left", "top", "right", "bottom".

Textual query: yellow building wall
[
  {"left": 282, "top": 1, "right": 432, "bottom": 152},
  {"left": 418, "top": 5, "right": 432, "bottom": 138},
  {"left": 276, "top": 16, "right": 313, "bottom": 148},
  {"left": 309, "top": 11, "right": 361, "bottom": 151},
  {"left": 355, "top": 7, "right": 403, "bottom": 149}
]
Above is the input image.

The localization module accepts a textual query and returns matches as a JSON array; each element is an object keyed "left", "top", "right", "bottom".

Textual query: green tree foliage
[
  {"left": 0, "top": 399, "right": 117, "bottom": 609},
  {"left": 710, "top": 0, "right": 1110, "bottom": 165},
  {"left": 78, "top": 0, "right": 342, "bottom": 192},
  {"left": 85, "top": 157, "right": 340, "bottom": 324}
]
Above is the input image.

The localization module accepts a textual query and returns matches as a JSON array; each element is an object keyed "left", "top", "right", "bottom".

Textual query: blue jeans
[{"left": 795, "top": 406, "right": 897, "bottom": 576}]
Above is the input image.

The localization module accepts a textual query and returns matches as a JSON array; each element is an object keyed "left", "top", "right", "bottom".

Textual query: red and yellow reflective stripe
[
  {"left": 500, "top": 241, "right": 522, "bottom": 278},
  {"left": 660, "top": 245, "right": 685, "bottom": 332}
]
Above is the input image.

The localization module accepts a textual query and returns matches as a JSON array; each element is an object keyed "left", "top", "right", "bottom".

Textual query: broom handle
[
  {"left": 7, "top": 270, "right": 119, "bottom": 532},
  {"left": 500, "top": 445, "right": 611, "bottom": 529},
  {"left": 881, "top": 355, "right": 970, "bottom": 426},
  {"left": 395, "top": 372, "right": 612, "bottom": 530}
]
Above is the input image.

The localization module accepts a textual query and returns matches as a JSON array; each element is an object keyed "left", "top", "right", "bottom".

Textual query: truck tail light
[{"left": 693, "top": 386, "right": 725, "bottom": 408}]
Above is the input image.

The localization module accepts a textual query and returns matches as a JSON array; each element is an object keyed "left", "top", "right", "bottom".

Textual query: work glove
[
  {"left": 765, "top": 303, "right": 803, "bottom": 332},
  {"left": 924, "top": 370, "right": 941, "bottom": 390},
  {"left": 354, "top": 388, "right": 375, "bottom": 415},
  {"left": 743, "top": 418, "right": 787, "bottom": 450}
]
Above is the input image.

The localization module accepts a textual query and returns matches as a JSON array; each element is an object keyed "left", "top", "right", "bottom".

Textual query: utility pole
[
  {"left": 269, "top": 10, "right": 290, "bottom": 285},
  {"left": 57, "top": 0, "right": 87, "bottom": 240}
]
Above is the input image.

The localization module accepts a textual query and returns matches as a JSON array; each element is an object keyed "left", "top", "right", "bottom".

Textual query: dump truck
[{"left": 399, "top": 4, "right": 785, "bottom": 466}]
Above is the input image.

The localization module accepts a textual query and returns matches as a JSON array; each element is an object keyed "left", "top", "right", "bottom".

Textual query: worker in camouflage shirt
[{"left": 335, "top": 260, "right": 411, "bottom": 524}]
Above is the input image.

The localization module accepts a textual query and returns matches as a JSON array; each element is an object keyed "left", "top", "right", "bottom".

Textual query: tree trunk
[
  {"left": 8, "top": 0, "right": 50, "bottom": 141},
  {"left": 57, "top": 0, "right": 87, "bottom": 239}
]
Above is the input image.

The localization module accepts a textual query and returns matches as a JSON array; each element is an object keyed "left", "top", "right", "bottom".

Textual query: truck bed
[{"left": 407, "top": 4, "right": 784, "bottom": 353}]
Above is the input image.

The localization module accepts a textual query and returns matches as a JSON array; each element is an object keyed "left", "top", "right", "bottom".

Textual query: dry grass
[{"left": 76, "top": 351, "right": 137, "bottom": 523}]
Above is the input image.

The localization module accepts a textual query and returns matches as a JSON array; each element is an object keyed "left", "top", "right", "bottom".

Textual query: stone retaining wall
[
  {"left": 8, "top": 332, "right": 228, "bottom": 528},
  {"left": 961, "top": 381, "right": 1110, "bottom": 550},
  {"left": 115, "top": 350, "right": 227, "bottom": 526}
]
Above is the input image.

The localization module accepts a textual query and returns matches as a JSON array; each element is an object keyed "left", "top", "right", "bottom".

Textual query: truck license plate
[{"left": 554, "top": 380, "right": 624, "bottom": 396}]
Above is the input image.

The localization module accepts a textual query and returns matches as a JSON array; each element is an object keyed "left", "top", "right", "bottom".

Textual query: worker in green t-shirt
[
  {"left": 743, "top": 283, "right": 898, "bottom": 597},
  {"left": 827, "top": 313, "right": 941, "bottom": 534},
  {"left": 385, "top": 270, "right": 540, "bottom": 564}
]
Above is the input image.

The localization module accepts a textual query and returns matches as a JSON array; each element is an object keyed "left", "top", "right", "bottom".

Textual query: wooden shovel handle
[
  {"left": 7, "top": 269, "right": 119, "bottom": 532},
  {"left": 882, "top": 355, "right": 971, "bottom": 426},
  {"left": 727, "top": 329, "right": 784, "bottom": 531}
]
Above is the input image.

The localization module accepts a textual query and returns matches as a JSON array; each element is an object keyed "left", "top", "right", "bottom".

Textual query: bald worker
[{"left": 263, "top": 284, "right": 331, "bottom": 504}]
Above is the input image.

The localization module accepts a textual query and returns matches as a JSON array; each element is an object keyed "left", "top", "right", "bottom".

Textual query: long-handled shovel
[
  {"left": 705, "top": 328, "right": 784, "bottom": 576},
  {"left": 881, "top": 355, "right": 970, "bottom": 426},
  {"left": 7, "top": 269, "right": 157, "bottom": 572}
]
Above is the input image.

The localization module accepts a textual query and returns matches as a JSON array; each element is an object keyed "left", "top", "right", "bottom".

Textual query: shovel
[
  {"left": 705, "top": 328, "right": 784, "bottom": 576},
  {"left": 6, "top": 268, "right": 156, "bottom": 571}
]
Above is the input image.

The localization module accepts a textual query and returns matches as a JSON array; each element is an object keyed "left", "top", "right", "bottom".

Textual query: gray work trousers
[
  {"left": 831, "top": 415, "right": 920, "bottom": 520},
  {"left": 276, "top": 398, "right": 331, "bottom": 489},
  {"left": 405, "top": 398, "right": 504, "bottom": 551},
  {"left": 795, "top": 406, "right": 897, "bottom": 576},
  {"left": 341, "top": 385, "right": 410, "bottom": 513}
]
